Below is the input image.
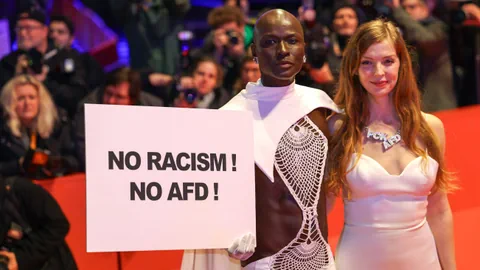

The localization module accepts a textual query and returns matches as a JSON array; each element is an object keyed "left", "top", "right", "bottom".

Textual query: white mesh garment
[{"left": 269, "top": 116, "right": 334, "bottom": 270}]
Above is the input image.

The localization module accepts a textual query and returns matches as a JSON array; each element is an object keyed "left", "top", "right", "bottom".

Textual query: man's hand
[
  {"left": 462, "top": 3, "right": 480, "bottom": 21},
  {"left": 176, "top": 76, "right": 194, "bottom": 91},
  {"left": 148, "top": 73, "right": 173, "bottom": 87},
  {"left": 0, "top": 251, "right": 18, "bottom": 270},
  {"left": 33, "top": 65, "right": 49, "bottom": 82},
  {"left": 14, "top": 55, "right": 29, "bottom": 75},
  {"left": 227, "top": 232, "right": 256, "bottom": 261},
  {"left": 7, "top": 229, "right": 23, "bottom": 240},
  {"left": 213, "top": 28, "right": 229, "bottom": 51}
]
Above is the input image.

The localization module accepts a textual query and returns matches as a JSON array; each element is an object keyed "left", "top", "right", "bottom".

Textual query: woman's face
[
  {"left": 193, "top": 61, "right": 219, "bottom": 95},
  {"left": 358, "top": 40, "right": 400, "bottom": 100},
  {"left": 14, "top": 83, "right": 40, "bottom": 125},
  {"left": 332, "top": 7, "right": 358, "bottom": 37},
  {"left": 241, "top": 60, "right": 260, "bottom": 84}
]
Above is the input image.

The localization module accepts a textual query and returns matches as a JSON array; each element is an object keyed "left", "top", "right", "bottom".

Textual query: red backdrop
[{"left": 36, "top": 105, "right": 480, "bottom": 270}]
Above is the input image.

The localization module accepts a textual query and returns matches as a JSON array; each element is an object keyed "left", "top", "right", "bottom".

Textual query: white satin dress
[{"left": 335, "top": 154, "right": 442, "bottom": 270}]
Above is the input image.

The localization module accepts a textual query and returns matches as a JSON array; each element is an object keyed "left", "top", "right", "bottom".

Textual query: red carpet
[{"left": 36, "top": 105, "right": 480, "bottom": 269}]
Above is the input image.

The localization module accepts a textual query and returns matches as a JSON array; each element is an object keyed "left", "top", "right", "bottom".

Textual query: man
[
  {"left": 191, "top": 6, "right": 247, "bottom": 94},
  {"left": 74, "top": 67, "right": 163, "bottom": 170},
  {"left": 49, "top": 15, "right": 105, "bottom": 91},
  {"left": 386, "top": 0, "right": 457, "bottom": 112},
  {"left": 0, "top": 8, "right": 88, "bottom": 118},
  {"left": 182, "top": 9, "right": 340, "bottom": 270}
]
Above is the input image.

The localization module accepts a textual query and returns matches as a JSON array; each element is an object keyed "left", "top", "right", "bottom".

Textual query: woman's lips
[{"left": 371, "top": 81, "right": 388, "bottom": 87}]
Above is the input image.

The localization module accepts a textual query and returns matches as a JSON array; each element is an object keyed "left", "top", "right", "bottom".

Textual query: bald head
[
  {"left": 253, "top": 9, "right": 304, "bottom": 44},
  {"left": 250, "top": 9, "right": 306, "bottom": 87}
]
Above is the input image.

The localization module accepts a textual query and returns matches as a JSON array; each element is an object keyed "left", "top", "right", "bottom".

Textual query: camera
[
  {"left": 0, "top": 254, "right": 8, "bottom": 270},
  {"left": 22, "top": 48, "right": 43, "bottom": 74},
  {"left": 183, "top": 89, "right": 198, "bottom": 104},
  {"left": 226, "top": 30, "right": 240, "bottom": 46}
]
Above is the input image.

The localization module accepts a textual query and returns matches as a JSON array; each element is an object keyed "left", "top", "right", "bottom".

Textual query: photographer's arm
[
  {"left": 11, "top": 178, "right": 70, "bottom": 269},
  {"left": 0, "top": 161, "right": 23, "bottom": 177}
]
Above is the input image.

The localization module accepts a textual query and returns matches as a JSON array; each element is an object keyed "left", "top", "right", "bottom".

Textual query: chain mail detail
[{"left": 270, "top": 116, "right": 334, "bottom": 270}]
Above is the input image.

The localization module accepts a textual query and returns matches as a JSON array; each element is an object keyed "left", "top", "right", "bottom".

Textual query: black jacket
[
  {"left": 0, "top": 109, "right": 80, "bottom": 180},
  {"left": 0, "top": 176, "right": 77, "bottom": 270},
  {"left": 0, "top": 45, "right": 89, "bottom": 117}
]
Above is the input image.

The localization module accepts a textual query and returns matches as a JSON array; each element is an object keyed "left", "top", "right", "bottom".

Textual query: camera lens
[
  {"left": 0, "top": 254, "right": 9, "bottom": 270},
  {"left": 184, "top": 89, "right": 197, "bottom": 104},
  {"left": 226, "top": 31, "right": 240, "bottom": 45},
  {"left": 229, "top": 36, "right": 239, "bottom": 45}
]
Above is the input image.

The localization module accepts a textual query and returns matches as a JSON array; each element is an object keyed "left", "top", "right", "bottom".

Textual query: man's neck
[{"left": 261, "top": 76, "right": 294, "bottom": 87}]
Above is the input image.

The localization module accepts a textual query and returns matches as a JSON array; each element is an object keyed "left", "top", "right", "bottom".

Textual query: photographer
[
  {"left": 191, "top": 6, "right": 246, "bottom": 94},
  {"left": 0, "top": 8, "right": 88, "bottom": 118},
  {"left": 0, "top": 75, "right": 80, "bottom": 180},
  {"left": 0, "top": 175, "right": 77, "bottom": 270},
  {"left": 295, "top": 4, "right": 345, "bottom": 97},
  {"left": 174, "top": 57, "right": 230, "bottom": 109}
]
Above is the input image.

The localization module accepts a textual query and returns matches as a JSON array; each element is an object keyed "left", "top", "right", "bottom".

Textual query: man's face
[
  {"left": 49, "top": 21, "right": 73, "bottom": 48},
  {"left": 241, "top": 60, "right": 260, "bottom": 84},
  {"left": 15, "top": 19, "right": 48, "bottom": 51},
  {"left": 402, "top": 0, "right": 429, "bottom": 21},
  {"left": 102, "top": 82, "right": 132, "bottom": 105},
  {"left": 193, "top": 61, "right": 218, "bottom": 95},
  {"left": 332, "top": 7, "right": 358, "bottom": 37},
  {"left": 252, "top": 10, "right": 305, "bottom": 87}
]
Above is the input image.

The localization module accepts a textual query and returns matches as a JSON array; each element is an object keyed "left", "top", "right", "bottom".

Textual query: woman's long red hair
[{"left": 326, "top": 19, "right": 456, "bottom": 197}]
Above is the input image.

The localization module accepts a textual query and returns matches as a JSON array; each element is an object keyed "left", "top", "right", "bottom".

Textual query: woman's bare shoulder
[{"left": 327, "top": 113, "right": 345, "bottom": 135}]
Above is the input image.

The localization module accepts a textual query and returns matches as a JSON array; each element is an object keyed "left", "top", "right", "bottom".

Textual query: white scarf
[{"left": 220, "top": 79, "right": 342, "bottom": 182}]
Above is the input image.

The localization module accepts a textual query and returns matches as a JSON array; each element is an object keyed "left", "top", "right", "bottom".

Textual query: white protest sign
[{"left": 85, "top": 104, "right": 255, "bottom": 252}]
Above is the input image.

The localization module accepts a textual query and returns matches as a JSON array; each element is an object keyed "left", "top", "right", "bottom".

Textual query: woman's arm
[{"left": 425, "top": 113, "right": 456, "bottom": 270}]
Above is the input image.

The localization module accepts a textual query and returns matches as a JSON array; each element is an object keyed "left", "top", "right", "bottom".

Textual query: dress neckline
[{"left": 351, "top": 153, "right": 439, "bottom": 177}]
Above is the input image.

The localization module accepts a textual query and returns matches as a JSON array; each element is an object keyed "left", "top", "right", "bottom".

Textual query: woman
[
  {"left": 0, "top": 75, "right": 79, "bottom": 179},
  {"left": 327, "top": 19, "right": 457, "bottom": 269},
  {"left": 175, "top": 57, "right": 230, "bottom": 109}
]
